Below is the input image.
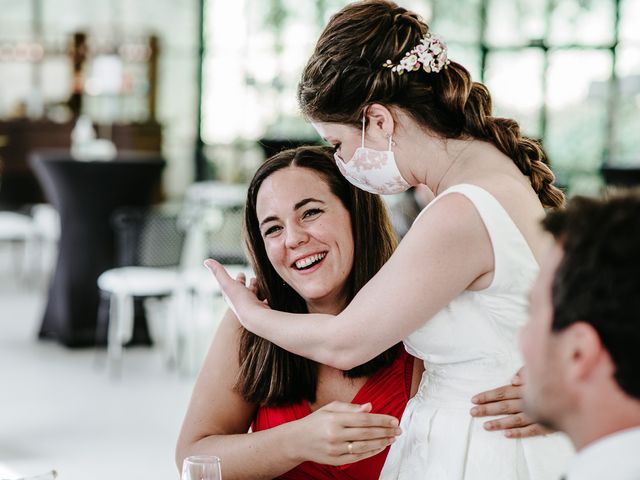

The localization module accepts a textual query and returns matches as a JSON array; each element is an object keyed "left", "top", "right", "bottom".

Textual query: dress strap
[{"left": 414, "top": 183, "right": 538, "bottom": 289}]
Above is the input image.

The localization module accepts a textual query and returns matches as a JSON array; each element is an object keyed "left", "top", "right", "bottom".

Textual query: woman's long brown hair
[{"left": 236, "top": 146, "right": 399, "bottom": 406}]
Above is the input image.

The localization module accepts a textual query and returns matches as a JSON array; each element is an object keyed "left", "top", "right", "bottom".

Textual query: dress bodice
[
  {"left": 404, "top": 184, "right": 539, "bottom": 395},
  {"left": 380, "top": 184, "right": 574, "bottom": 479}
]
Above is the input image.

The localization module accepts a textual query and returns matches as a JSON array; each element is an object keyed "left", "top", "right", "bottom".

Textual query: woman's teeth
[{"left": 295, "top": 252, "right": 327, "bottom": 270}]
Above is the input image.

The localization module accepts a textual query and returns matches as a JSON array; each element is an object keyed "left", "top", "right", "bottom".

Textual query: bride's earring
[{"left": 385, "top": 133, "right": 397, "bottom": 148}]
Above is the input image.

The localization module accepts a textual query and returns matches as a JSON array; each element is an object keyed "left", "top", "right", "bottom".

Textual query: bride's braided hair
[{"left": 298, "top": 0, "right": 564, "bottom": 208}]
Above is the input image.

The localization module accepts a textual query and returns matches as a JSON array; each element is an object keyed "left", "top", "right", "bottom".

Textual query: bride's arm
[
  {"left": 176, "top": 309, "right": 400, "bottom": 479},
  {"left": 208, "top": 194, "right": 493, "bottom": 370}
]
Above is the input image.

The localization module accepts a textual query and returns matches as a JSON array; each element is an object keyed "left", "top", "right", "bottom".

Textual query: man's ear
[
  {"left": 562, "top": 321, "right": 607, "bottom": 383},
  {"left": 365, "top": 104, "right": 396, "bottom": 138}
]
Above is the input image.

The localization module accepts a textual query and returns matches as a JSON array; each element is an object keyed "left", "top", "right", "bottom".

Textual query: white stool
[
  {"left": 0, "top": 211, "right": 35, "bottom": 280},
  {"left": 97, "top": 266, "right": 179, "bottom": 375},
  {"left": 168, "top": 264, "right": 251, "bottom": 375}
]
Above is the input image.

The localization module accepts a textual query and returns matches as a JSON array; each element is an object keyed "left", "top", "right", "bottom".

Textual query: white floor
[{"left": 0, "top": 246, "right": 203, "bottom": 480}]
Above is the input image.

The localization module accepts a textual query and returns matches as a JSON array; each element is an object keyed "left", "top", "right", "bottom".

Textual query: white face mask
[{"left": 333, "top": 116, "right": 411, "bottom": 195}]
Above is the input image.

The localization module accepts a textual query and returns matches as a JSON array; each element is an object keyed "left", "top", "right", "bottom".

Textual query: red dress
[{"left": 252, "top": 350, "right": 414, "bottom": 480}]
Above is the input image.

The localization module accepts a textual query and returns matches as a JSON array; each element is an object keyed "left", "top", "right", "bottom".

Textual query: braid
[
  {"left": 460, "top": 82, "right": 565, "bottom": 208},
  {"left": 298, "top": 0, "right": 565, "bottom": 208}
]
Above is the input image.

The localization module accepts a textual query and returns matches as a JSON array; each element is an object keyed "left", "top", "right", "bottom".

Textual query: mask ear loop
[
  {"left": 387, "top": 134, "right": 394, "bottom": 151},
  {"left": 361, "top": 115, "right": 366, "bottom": 148}
]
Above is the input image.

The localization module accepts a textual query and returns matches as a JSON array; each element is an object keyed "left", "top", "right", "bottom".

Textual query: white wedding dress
[{"left": 380, "top": 184, "right": 574, "bottom": 480}]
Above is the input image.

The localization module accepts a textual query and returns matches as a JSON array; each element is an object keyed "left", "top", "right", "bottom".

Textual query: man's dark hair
[{"left": 542, "top": 190, "right": 640, "bottom": 399}]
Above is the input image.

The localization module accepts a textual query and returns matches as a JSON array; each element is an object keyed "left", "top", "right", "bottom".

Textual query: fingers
[
  {"left": 511, "top": 367, "right": 524, "bottom": 386},
  {"left": 305, "top": 403, "right": 402, "bottom": 466},
  {"left": 471, "top": 384, "right": 521, "bottom": 405},
  {"left": 329, "top": 445, "right": 389, "bottom": 466},
  {"left": 248, "top": 277, "right": 259, "bottom": 295},
  {"left": 478, "top": 409, "right": 553, "bottom": 439},
  {"left": 342, "top": 426, "right": 402, "bottom": 441},
  {"left": 204, "top": 259, "right": 234, "bottom": 288},
  {"left": 482, "top": 412, "right": 531, "bottom": 432},
  {"left": 471, "top": 397, "right": 523, "bottom": 417},
  {"left": 323, "top": 401, "right": 372, "bottom": 413},
  {"left": 340, "top": 412, "right": 400, "bottom": 429},
  {"left": 320, "top": 402, "right": 399, "bottom": 429},
  {"left": 502, "top": 423, "right": 553, "bottom": 439},
  {"left": 319, "top": 404, "right": 400, "bottom": 445},
  {"left": 204, "top": 259, "right": 244, "bottom": 315},
  {"left": 343, "top": 437, "right": 397, "bottom": 456}
]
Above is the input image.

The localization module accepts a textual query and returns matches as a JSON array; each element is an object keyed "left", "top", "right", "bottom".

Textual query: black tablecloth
[
  {"left": 30, "top": 150, "right": 165, "bottom": 347},
  {"left": 601, "top": 165, "right": 640, "bottom": 187}
]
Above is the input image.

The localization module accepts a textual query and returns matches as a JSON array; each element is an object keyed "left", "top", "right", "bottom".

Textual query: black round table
[{"left": 29, "top": 150, "right": 165, "bottom": 347}]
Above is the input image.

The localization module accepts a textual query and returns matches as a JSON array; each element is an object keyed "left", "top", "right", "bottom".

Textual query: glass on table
[{"left": 181, "top": 455, "right": 222, "bottom": 480}]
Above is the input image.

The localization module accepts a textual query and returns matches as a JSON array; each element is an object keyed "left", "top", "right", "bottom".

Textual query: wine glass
[{"left": 181, "top": 455, "right": 222, "bottom": 480}]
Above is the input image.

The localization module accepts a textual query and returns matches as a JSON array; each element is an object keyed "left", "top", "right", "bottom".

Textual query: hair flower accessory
[{"left": 383, "top": 32, "right": 450, "bottom": 75}]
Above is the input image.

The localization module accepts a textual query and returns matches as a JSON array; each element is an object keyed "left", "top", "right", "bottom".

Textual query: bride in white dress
[
  {"left": 206, "top": 1, "right": 574, "bottom": 478},
  {"left": 378, "top": 183, "right": 573, "bottom": 479}
]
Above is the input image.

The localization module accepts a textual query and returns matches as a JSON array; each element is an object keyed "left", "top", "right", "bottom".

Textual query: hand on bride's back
[{"left": 470, "top": 369, "right": 554, "bottom": 438}]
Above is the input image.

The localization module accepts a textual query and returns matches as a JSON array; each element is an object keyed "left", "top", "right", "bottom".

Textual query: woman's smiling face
[{"left": 256, "top": 166, "right": 354, "bottom": 312}]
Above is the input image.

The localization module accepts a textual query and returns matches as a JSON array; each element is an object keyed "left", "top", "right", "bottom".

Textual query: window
[{"left": 202, "top": 0, "right": 639, "bottom": 191}]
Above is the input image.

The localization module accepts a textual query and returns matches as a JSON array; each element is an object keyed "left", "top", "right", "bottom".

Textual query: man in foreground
[{"left": 520, "top": 191, "right": 640, "bottom": 479}]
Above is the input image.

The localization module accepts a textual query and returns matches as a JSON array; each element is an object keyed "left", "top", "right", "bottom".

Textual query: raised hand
[
  {"left": 289, "top": 401, "right": 401, "bottom": 466},
  {"left": 204, "top": 259, "right": 266, "bottom": 321}
]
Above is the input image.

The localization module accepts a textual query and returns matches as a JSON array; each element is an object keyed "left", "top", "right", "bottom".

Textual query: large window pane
[
  {"left": 0, "top": 1, "right": 37, "bottom": 116},
  {"left": 549, "top": 0, "right": 615, "bottom": 46},
  {"left": 485, "top": 50, "right": 544, "bottom": 138},
  {"left": 0, "top": 0, "right": 198, "bottom": 197},
  {"left": 202, "top": 0, "right": 250, "bottom": 144},
  {"left": 40, "top": 57, "right": 72, "bottom": 105},
  {"left": 612, "top": 46, "right": 640, "bottom": 164},
  {"left": 0, "top": 0, "right": 31, "bottom": 36},
  {"left": 620, "top": 0, "right": 640, "bottom": 43},
  {"left": 202, "top": 0, "right": 327, "bottom": 145},
  {"left": 200, "top": 0, "right": 635, "bottom": 192},
  {"left": 486, "top": 0, "right": 547, "bottom": 47},
  {"left": 42, "top": 0, "right": 115, "bottom": 35},
  {"left": 430, "top": 0, "right": 482, "bottom": 44},
  {"left": 449, "top": 44, "right": 482, "bottom": 81},
  {"left": 0, "top": 61, "right": 32, "bottom": 117},
  {"left": 545, "top": 50, "right": 612, "bottom": 176}
]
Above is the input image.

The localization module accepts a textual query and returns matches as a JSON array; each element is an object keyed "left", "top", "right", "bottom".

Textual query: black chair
[
  {"left": 204, "top": 205, "right": 247, "bottom": 264},
  {"left": 111, "top": 206, "right": 185, "bottom": 268}
]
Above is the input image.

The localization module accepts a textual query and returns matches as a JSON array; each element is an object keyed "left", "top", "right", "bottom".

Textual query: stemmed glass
[{"left": 181, "top": 455, "right": 222, "bottom": 480}]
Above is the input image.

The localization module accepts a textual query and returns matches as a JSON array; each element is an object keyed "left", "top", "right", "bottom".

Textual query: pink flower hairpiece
[{"left": 382, "top": 32, "right": 450, "bottom": 75}]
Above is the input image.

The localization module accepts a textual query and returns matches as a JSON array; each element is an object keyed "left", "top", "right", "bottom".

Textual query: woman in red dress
[{"left": 176, "top": 146, "right": 541, "bottom": 479}]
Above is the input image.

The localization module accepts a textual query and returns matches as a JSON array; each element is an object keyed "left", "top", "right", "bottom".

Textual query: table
[
  {"left": 601, "top": 165, "right": 640, "bottom": 188},
  {"left": 29, "top": 150, "right": 165, "bottom": 347}
]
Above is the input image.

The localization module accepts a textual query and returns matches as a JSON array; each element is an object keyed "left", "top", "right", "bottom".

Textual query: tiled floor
[{"left": 0, "top": 246, "right": 202, "bottom": 480}]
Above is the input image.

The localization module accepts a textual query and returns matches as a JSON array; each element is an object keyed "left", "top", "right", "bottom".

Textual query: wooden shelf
[{"left": 0, "top": 119, "right": 162, "bottom": 207}]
